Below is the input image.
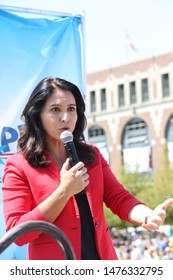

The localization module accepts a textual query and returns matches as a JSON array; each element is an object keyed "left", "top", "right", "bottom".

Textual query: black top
[{"left": 75, "top": 193, "right": 100, "bottom": 260}]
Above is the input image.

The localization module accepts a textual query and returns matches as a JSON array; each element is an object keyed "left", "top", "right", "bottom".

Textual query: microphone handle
[
  {"left": 64, "top": 142, "right": 79, "bottom": 165},
  {"left": 64, "top": 142, "right": 86, "bottom": 195}
]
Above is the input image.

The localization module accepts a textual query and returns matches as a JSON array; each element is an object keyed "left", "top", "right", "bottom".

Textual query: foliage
[
  {"left": 104, "top": 155, "right": 173, "bottom": 229},
  {"left": 104, "top": 205, "right": 131, "bottom": 229}
]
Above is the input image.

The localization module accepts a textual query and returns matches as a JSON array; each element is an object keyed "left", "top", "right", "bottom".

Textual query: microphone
[{"left": 60, "top": 130, "right": 86, "bottom": 195}]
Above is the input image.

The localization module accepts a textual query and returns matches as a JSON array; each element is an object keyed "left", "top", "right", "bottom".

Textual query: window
[
  {"left": 88, "top": 125, "right": 109, "bottom": 162},
  {"left": 88, "top": 126, "right": 105, "bottom": 138},
  {"left": 130, "top": 81, "right": 136, "bottom": 104},
  {"left": 90, "top": 90, "right": 96, "bottom": 112},
  {"left": 122, "top": 118, "right": 152, "bottom": 173},
  {"left": 141, "top": 78, "right": 149, "bottom": 102},
  {"left": 166, "top": 116, "right": 173, "bottom": 142},
  {"left": 162, "top": 73, "right": 170, "bottom": 97},
  {"left": 118, "top": 84, "right": 125, "bottom": 107},
  {"left": 166, "top": 116, "right": 173, "bottom": 167},
  {"left": 100, "top": 88, "right": 107, "bottom": 110},
  {"left": 122, "top": 118, "right": 150, "bottom": 148}
]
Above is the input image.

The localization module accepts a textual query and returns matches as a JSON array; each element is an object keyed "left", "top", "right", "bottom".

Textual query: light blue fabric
[{"left": 0, "top": 9, "right": 84, "bottom": 259}]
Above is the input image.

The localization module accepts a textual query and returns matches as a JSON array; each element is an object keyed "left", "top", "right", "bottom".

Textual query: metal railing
[{"left": 0, "top": 220, "right": 75, "bottom": 260}]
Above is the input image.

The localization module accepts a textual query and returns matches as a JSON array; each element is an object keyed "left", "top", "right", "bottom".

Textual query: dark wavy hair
[{"left": 18, "top": 77, "right": 95, "bottom": 167}]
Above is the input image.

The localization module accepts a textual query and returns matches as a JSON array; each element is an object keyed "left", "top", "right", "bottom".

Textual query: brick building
[{"left": 86, "top": 52, "right": 173, "bottom": 175}]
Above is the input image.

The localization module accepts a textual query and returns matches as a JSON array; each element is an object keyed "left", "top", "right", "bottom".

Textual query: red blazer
[{"left": 2, "top": 146, "right": 142, "bottom": 260}]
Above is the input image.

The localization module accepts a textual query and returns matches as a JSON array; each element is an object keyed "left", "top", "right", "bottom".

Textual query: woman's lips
[{"left": 59, "top": 127, "right": 69, "bottom": 131}]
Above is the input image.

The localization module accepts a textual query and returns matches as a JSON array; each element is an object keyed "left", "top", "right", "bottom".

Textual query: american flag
[{"left": 125, "top": 30, "right": 138, "bottom": 52}]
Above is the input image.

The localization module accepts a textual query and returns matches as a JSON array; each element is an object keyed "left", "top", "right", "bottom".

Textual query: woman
[{"left": 2, "top": 77, "right": 173, "bottom": 260}]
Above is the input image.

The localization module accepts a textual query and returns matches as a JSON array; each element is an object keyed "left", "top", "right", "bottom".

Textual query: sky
[{"left": 0, "top": 0, "right": 173, "bottom": 74}]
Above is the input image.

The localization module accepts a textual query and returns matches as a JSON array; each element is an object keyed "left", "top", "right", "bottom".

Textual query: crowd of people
[{"left": 111, "top": 226, "right": 173, "bottom": 260}]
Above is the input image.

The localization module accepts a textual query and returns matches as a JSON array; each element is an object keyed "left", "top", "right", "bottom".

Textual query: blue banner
[{"left": 0, "top": 8, "right": 85, "bottom": 259}]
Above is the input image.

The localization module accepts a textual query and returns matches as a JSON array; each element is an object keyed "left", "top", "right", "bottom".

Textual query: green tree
[{"left": 104, "top": 155, "right": 173, "bottom": 228}]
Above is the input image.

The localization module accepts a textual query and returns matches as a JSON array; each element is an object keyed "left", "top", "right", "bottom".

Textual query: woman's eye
[
  {"left": 51, "top": 107, "right": 59, "bottom": 112},
  {"left": 68, "top": 107, "right": 76, "bottom": 112}
]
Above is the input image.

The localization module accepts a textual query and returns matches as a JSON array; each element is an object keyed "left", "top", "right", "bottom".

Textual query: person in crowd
[{"left": 2, "top": 77, "right": 173, "bottom": 260}]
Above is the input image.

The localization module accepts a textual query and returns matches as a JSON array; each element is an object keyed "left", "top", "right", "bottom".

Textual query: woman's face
[{"left": 40, "top": 88, "right": 78, "bottom": 142}]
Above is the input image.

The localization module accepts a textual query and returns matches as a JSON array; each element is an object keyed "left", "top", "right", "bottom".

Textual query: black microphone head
[{"left": 60, "top": 130, "right": 73, "bottom": 144}]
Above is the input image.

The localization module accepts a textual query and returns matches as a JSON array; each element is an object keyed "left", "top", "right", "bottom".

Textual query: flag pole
[{"left": 124, "top": 28, "right": 129, "bottom": 63}]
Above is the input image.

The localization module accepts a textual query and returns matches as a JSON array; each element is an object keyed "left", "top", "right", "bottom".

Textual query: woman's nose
[{"left": 60, "top": 112, "right": 69, "bottom": 122}]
